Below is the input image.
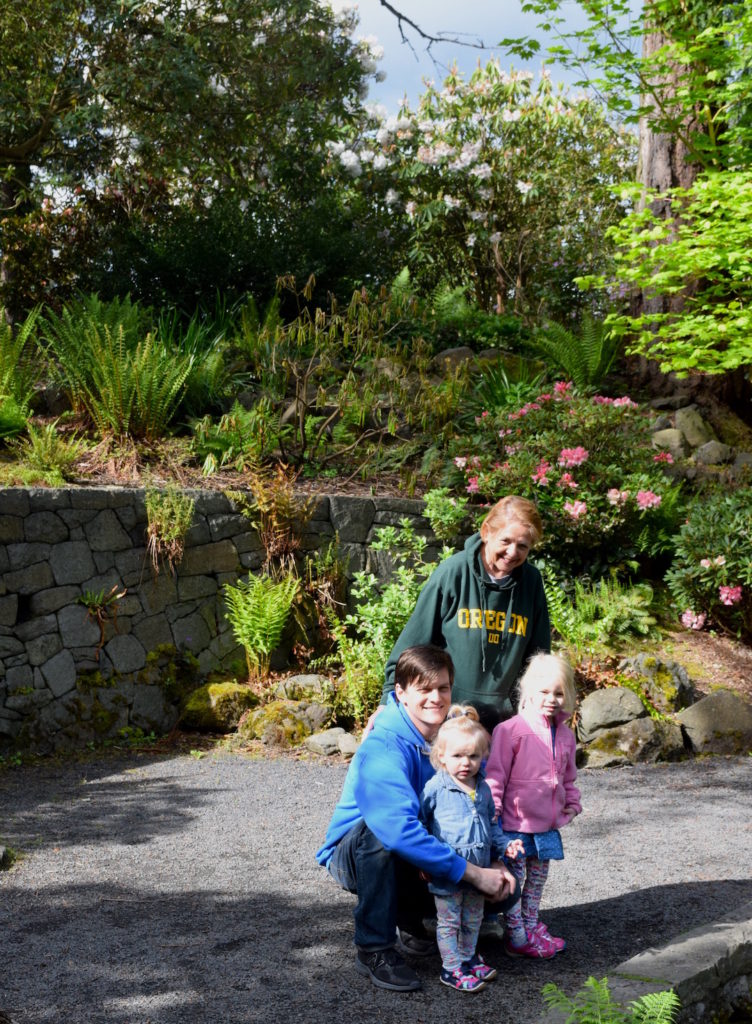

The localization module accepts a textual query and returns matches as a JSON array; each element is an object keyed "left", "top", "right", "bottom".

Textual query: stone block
[
  {"left": 5, "top": 664, "right": 33, "bottom": 690},
  {"left": 15, "top": 614, "right": 57, "bottom": 642},
  {"left": 581, "top": 717, "right": 685, "bottom": 766},
  {"left": 84, "top": 509, "right": 133, "bottom": 551},
  {"left": 92, "top": 550, "right": 117, "bottom": 572},
  {"left": 57, "top": 604, "right": 101, "bottom": 648},
  {"left": 233, "top": 531, "right": 263, "bottom": 554},
  {"left": 192, "top": 491, "right": 233, "bottom": 516},
  {"left": 180, "top": 540, "right": 239, "bottom": 575},
  {"left": 114, "top": 548, "right": 150, "bottom": 586},
  {"left": 29, "top": 586, "right": 82, "bottom": 616},
  {"left": 50, "top": 541, "right": 96, "bottom": 585},
  {"left": 329, "top": 496, "right": 376, "bottom": 543},
  {"left": 69, "top": 487, "right": 118, "bottom": 510},
  {"left": 651, "top": 427, "right": 687, "bottom": 458},
  {"left": 139, "top": 574, "right": 178, "bottom": 615},
  {"left": 7, "top": 542, "right": 51, "bottom": 570},
  {"left": 304, "top": 728, "right": 346, "bottom": 756},
  {"left": 28, "top": 488, "right": 71, "bottom": 510},
  {"left": 208, "top": 513, "right": 252, "bottom": 542},
  {"left": 166, "top": 600, "right": 199, "bottom": 625},
  {"left": 0, "top": 594, "right": 18, "bottom": 627},
  {"left": 177, "top": 576, "right": 218, "bottom": 601},
  {"left": 677, "top": 690, "right": 752, "bottom": 755},
  {"left": 131, "top": 685, "right": 179, "bottom": 734},
  {"left": 41, "top": 649, "right": 77, "bottom": 697},
  {"left": 104, "top": 634, "right": 146, "bottom": 674},
  {"left": 26, "top": 634, "right": 63, "bottom": 667},
  {"left": 0, "top": 635, "right": 24, "bottom": 658},
  {"left": 184, "top": 521, "right": 211, "bottom": 546},
  {"left": 0, "top": 488, "right": 30, "bottom": 516},
  {"left": 577, "top": 687, "right": 647, "bottom": 743},
  {"left": 618, "top": 654, "right": 696, "bottom": 713},
  {"left": 694, "top": 441, "right": 734, "bottom": 466},
  {"left": 171, "top": 610, "right": 212, "bottom": 653},
  {"left": 239, "top": 551, "right": 265, "bottom": 571},
  {"left": 0, "top": 515, "right": 24, "bottom": 543},
  {"left": 59, "top": 508, "right": 98, "bottom": 529},
  {"left": 24, "top": 511, "right": 69, "bottom": 543},
  {"left": 132, "top": 614, "right": 173, "bottom": 650}
]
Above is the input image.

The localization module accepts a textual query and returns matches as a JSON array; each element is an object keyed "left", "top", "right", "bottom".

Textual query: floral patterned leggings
[
  {"left": 433, "top": 889, "right": 486, "bottom": 972},
  {"left": 504, "top": 855, "right": 550, "bottom": 944}
]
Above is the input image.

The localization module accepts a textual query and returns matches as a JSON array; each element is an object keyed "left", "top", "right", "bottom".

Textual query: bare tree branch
[{"left": 377, "top": 0, "right": 489, "bottom": 57}]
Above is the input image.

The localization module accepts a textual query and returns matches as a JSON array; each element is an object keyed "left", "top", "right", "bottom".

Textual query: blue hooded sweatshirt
[{"left": 315, "top": 693, "right": 466, "bottom": 886}]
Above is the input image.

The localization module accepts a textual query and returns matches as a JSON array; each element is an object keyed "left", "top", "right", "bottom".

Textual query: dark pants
[{"left": 328, "top": 820, "right": 520, "bottom": 951}]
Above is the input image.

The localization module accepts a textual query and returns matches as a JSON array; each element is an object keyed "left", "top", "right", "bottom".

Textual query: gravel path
[{"left": 1, "top": 751, "right": 751, "bottom": 1024}]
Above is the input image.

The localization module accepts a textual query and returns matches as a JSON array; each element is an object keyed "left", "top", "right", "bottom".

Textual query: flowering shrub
[
  {"left": 448, "top": 383, "right": 683, "bottom": 574},
  {"left": 665, "top": 487, "right": 752, "bottom": 640}
]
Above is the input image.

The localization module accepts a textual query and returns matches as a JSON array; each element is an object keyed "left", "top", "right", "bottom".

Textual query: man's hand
[{"left": 462, "top": 860, "right": 516, "bottom": 901}]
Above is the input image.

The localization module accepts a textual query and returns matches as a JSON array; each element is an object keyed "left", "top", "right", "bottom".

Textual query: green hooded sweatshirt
[{"left": 382, "top": 532, "right": 550, "bottom": 726}]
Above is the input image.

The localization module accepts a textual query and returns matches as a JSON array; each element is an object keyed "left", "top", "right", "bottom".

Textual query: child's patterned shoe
[
  {"left": 533, "top": 922, "right": 566, "bottom": 952},
  {"left": 461, "top": 953, "right": 497, "bottom": 982},
  {"left": 503, "top": 929, "right": 556, "bottom": 959},
  {"left": 440, "top": 968, "right": 487, "bottom": 992}
]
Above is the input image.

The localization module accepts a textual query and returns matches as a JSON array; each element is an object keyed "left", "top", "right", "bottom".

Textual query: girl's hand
[
  {"left": 505, "top": 839, "right": 524, "bottom": 860},
  {"left": 362, "top": 705, "right": 385, "bottom": 738}
]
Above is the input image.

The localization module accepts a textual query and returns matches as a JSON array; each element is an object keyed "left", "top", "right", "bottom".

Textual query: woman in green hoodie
[{"left": 382, "top": 496, "right": 550, "bottom": 733}]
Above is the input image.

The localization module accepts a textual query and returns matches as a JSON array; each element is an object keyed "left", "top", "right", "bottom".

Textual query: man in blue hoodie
[{"left": 316, "top": 645, "right": 517, "bottom": 992}]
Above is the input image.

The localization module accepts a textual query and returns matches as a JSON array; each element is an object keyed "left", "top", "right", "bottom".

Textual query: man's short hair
[{"left": 394, "top": 645, "right": 454, "bottom": 690}]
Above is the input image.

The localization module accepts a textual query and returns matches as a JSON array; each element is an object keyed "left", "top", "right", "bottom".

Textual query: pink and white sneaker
[
  {"left": 533, "top": 922, "right": 566, "bottom": 953},
  {"left": 503, "top": 929, "right": 556, "bottom": 960}
]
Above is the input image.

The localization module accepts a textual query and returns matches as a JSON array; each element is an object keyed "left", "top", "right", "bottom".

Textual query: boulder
[
  {"left": 238, "top": 699, "right": 316, "bottom": 747},
  {"left": 430, "top": 346, "right": 476, "bottom": 373},
  {"left": 581, "top": 718, "right": 686, "bottom": 767},
  {"left": 651, "top": 428, "right": 687, "bottom": 459},
  {"left": 675, "top": 405, "right": 716, "bottom": 448},
  {"left": 338, "top": 732, "right": 360, "bottom": 758},
  {"left": 305, "top": 727, "right": 346, "bottom": 756},
  {"left": 693, "top": 441, "right": 734, "bottom": 465},
  {"left": 180, "top": 682, "right": 259, "bottom": 732},
  {"left": 677, "top": 690, "right": 752, "bottom": 755},
  {"left": 273, "top": 674, "right": 328, "bottom": 701},
  {"left": 618, "top": 654, "right": 696, "bottom": 713},
  {"left": 577, "top": 687, "right": 647, "bottom": 743}
]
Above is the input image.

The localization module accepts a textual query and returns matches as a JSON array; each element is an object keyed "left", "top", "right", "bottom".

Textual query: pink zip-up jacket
[{"left": 486, "top": 705, "right": 581, "bottom": 834}]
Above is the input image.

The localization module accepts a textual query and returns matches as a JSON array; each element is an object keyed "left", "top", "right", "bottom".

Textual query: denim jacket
[{"left": 420, "top": 769, "right": 513, "bottom": 896}]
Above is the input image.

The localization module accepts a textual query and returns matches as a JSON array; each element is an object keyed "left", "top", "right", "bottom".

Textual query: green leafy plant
[
  {"left": 542, "top": 976, "right": 680, "bottom": 1024},
  {"left": 0, "top": 304, "right": 41, "bottom": 407},
  {"left": 0, "top": 395, "right": 28, "bottom": 441},
  {"left": 423, "top": 487, "right": 470, "bottom": 544},
  {"left": 223, "top": 571, "right": 300, "bottom": 683},
  {"left": 665, "top": 486, "right": 752, "bottom": 640},
  {"left": 530, "top": 315, "right": 621, "bottom": 392},
  {"left": 228, "top": 465, "right": 314, "bottom": 570},
  {"left": 8, "top": 421, "right": 88, "bottom": 482},
  {"left": 77, "top": 584, "right": 127, "bottom": 659},
  {"left": 470, "top": 360, "right": 545, "bottom": 416},
  {"left": 192, "top": 399, "right": 279, "bottom": 475},
  {"left": 145, "top": 488, "right": 195, "bottom": 576},
  {"left": 329, "top": 520, "right": 452, "bottom": 724}
]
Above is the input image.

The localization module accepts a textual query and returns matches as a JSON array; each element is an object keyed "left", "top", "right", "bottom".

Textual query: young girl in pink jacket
[{"left": 486, "top": 653, "right": 581, "bottom": 958}]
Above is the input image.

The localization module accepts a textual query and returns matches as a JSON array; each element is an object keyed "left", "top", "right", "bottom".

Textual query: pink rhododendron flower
[
  {"left": 699, "top": 556, "right": 725, "bottom": 569},
  {"left": 558, "top": 446, "right": 589, "bottom": 467},
  {"left": 498, "top": 428, "right": 511, "bottom": 438},
  {"left": 564, "top": 500, "right": 587, "bottom": 519},
  {"left": 636, "top": 490, "right": 661, "bottom": 509},
  {"left": 613, "top": 396, "right": 637, "bottom": 408},
  {"left": 557, "top": 472, "right": 578, "bottom": 489},
  {"left": 454, "top": 456, "right": 467, "bottom": 469},
  {"left": 653, "top": 451, "right": 674, "bottom": 464},
  {"left": 719, "top": 585, "right": 743, "bottom": 606},
  {"left": 592, "top": 395, "right": 614, "bottom": 405},
  {"left": 531, "top": 460, "right": 550, "bottom": 486},
  {"left": 607, "top": 488, "right": 629, "bottom": 505},
  {"left": 466, "top": 476, "right": 479, "bottom": 493},
  {"left": 537, "top": 393, "right": 553, "bottom": 402},
  {"left": 554, "top": 381, "right": 572, "bottom": 395},
  {"left": 681, "top": 609, "right": 707, "bottom": 631}
]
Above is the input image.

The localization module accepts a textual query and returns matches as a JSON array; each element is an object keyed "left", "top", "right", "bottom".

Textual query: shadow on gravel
[{"left": 1, "top": 878, "right": 750, "bottom": 1024}]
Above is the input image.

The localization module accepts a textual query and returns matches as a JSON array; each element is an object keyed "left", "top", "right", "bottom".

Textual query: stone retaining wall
[{"left": 0, "top": 487, "right": 431, "bottom": 753}]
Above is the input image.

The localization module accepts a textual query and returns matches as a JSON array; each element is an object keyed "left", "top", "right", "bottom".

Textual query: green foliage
[
  {"left": 542, "top": 976, "right": 680, "bottom": 1024},
  {"left": 530, "top": 315, "right": 621, "bottom": 391},
  {"left": 8, "top": 421, "right": 88, "bottom": 482},
  {"left": 0, "top": 305, "right": 41, "bottom": 406},
  {"left": 145, "top": 488, "right": 195, "bottom": 576},
  {"left": 665, "top": 486, "right": 752, "bottom": 640},
  {"left": 228, "top": 464, "right": 314, "bottom": 570},
  {"left": 223, "top": 571, "right": 300, "bottom": 683},
  {"left": 423, "top": 488, "right": 470, "bottom": 544},
  {"left": 470, "top": 360, "right": 545, "bottom": 417},
  {"left": 44, "top": 295, "right": 194, "bottom": 440},
  {"left": 581, "top": 172, "right": 752, "bottom": 376},
  {"left": 0, "top": 395, "right": 28, "bottom": 441},
  {"left": 192, "top": 399, "right": 280, "bottom": 475},
  {"left": 330, "top": 520, "right": 452, "bottom": 724}
]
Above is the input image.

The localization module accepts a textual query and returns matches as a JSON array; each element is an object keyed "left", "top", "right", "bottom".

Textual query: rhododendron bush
[
  {"left": 665, "top": 488, "right": 752, "bottom": 641},
  {"left": 448, "top": 382, "right": 683, "bottom": 574}
]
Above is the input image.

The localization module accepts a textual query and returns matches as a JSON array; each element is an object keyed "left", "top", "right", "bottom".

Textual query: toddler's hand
[
  {"left": 418, "top": 870, "right": 431, "bottom": 883},
  {"left": 505, "top": 839, "right": 524, "bottom": 860}
]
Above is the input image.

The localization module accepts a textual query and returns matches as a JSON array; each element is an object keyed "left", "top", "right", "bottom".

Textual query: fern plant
[
  {"left": 223, "top": 571, "right": 300, "bottom": 683},
  {"left": 531, "top": 314, "right": 621, "bottom": 391},
  {"left": 542, "top": 976, "right": 680, "bottom": 1024},
  {"left": 0, "top": 305, "right": 41, "bottom": 407},
  {"left": 8, "top": 421, "right": 88, "bottom": 482},
  {"left": 145, "top": 487, "right": 195, "bottom": 576}
]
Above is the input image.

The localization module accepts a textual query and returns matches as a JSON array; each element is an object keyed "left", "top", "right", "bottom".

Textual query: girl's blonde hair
[
  {"left": 430, "top": 704, "right": 489, "bottom": 769},
  {"left": 517, "top": 653, "right": 577, "bottom": 714}
]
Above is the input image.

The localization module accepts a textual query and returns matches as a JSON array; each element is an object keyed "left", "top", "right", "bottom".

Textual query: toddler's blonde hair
[
  {"left": 517, "top": 652, "right": 577, "bottom": 714},
  {"left": 430, "top": 704, "right": 489, "bottom": 770}
]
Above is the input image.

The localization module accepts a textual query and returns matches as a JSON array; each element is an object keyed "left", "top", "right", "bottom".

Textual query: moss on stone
[
  {"left": 237, "top": 699, "right": 311, "bottom": 747},
  {"left": 181, "top": 682, "right": 259, "bottom": 732}
]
